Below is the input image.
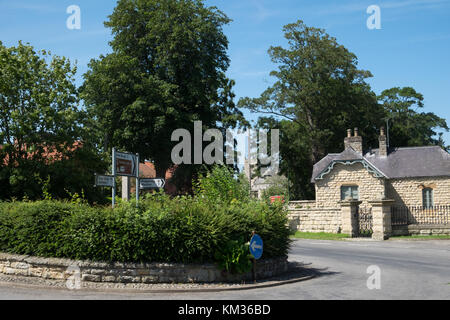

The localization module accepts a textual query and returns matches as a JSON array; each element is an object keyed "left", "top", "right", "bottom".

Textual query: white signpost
[
  {"left": 112, "top": 148, "right": 140, "bottom": 208},
  {"left": 94, "top": 148, "right": 140, "bottom": 208},
  {"left": 95, "top": 148, "right": 167, "bottom": 207},
  {"left": 140, "top": 178, "right": 166, "bottom": 190}
]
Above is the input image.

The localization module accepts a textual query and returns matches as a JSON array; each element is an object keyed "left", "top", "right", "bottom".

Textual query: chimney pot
[
  {"left": 344, "top": 127, "right": 363, "bottom": 154},
  {"left": 347, "top": 129, "right": 352, "bottom": 138}
]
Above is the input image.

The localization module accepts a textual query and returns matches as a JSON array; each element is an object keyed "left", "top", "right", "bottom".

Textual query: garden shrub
[{"left": 0, "top": 166, "right": 291, "bottom": 272}]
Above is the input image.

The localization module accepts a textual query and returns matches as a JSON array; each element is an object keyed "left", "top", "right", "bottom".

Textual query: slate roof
[{"left": 311, "top": 146, "right": 450, "bottom": 183}]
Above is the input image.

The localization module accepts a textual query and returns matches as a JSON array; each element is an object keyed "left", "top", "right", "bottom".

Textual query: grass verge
[{"left": 290, "top": 232, "right": 349, "bottom": 240}]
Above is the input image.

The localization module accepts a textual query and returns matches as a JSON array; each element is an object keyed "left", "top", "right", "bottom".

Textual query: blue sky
[{"left": 1, "top": 0, "right": 449, "bottom": 145}]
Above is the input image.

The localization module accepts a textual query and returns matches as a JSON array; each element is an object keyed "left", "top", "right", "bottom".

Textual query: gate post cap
[{"left": 369, "top": 199, "right": 395, "bottom": 206}]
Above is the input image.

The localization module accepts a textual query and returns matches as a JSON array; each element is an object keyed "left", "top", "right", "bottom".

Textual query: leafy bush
[
  {"left": 214, "top": 237, "right": 252, "bottom": 274},
  {"left": 0, "top": 169, "right": 291, "bottom": 272},
  {"left": 194, "top": 165, "right": 250, "bottom": 204}
]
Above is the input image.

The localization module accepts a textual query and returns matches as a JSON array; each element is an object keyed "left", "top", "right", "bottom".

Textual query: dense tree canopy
[
  {"left": 0, "top": 41, "right": 106, "bottom": 201},
  {"left": 240, "top": 21, "right": 448, "bottom": 200},
  {"left": 81, "top": 0, "right": 245, "bottom": 189},
  {"left": 378, "top": 87, "right": 449, "bottom": 150},
  {"left": 239, "top": 21, "right": 384, "bottom": 199}
]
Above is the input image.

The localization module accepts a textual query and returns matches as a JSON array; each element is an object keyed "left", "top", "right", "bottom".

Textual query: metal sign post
[
  {"left": 95, "top": 147, "right": 140, "bottom": 208},
  {"left": 136, "top": 153, "right": 140, "bottom": 206},
  {"left": 112, "top": 148, "right": 117, "bottom": 208},
  {"left": 249, "top": 231, "right": 263, "bottom": 283}
]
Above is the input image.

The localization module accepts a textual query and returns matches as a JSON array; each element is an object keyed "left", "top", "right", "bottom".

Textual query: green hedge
[{"left": 0, "top": 195, "right": 291, "bottom": 264}]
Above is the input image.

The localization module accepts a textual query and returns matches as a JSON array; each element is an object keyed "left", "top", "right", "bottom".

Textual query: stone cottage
[{"left": 311, "top": 128, "right": 450, "bottom": 208}]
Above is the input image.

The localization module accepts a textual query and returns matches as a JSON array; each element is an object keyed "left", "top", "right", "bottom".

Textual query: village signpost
[
  {"left": 114, "top": 149, "right": 138, "bottom": 177},
  {"left": 95, "top": 148, "right": 166, "bottom": 208},
  {"left": 94, "top": 148, "right": 139, "bottom": 208},
  {"left": 94, "top": 174, "right": 114, "bottom": 187},
  {"left": 95, "top": 148, "right": 166, "bottom": 207},
  {"left": 112, "top": 148, "right": 139, "bottom": 208},
  {"left": 140, "top": 178, "right": 165, "bottom": 190}
]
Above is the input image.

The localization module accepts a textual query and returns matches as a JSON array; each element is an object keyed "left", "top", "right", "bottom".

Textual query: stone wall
[
  {"left": 0, "top": 253, "right": 288, "bottom": 284},
  {"left": 288, "top": 208, "right": 342, "bottom": 233},
  {"left": 288, "top": 200, "right": 317, "bottom": 209},
  {"left": 392, "top": 224, "right": 450, "bottom": 236},
  {"left": 315, "top": 162, "right": 385, "bottom": 208},
  {"left": 386, "top": 177, "right": 450, "bottom": 207}
]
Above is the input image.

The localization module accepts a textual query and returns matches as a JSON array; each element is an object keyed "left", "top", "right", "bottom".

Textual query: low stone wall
[
  {"left": 0, "top": 253, "right": 288, "bottom": 284},
  {"left": 392, "top": 224, "right": 450, "bottom": 236},
  {"left": 288, "top": 208, "right": 342, "bottom": 233},
  {"left": 288, "top": 200, "right": 317, "bottom": 210}
]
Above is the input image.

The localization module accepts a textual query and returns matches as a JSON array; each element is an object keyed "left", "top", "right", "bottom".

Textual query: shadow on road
[
  {"left": 287, "top": 261, "right": 339, "bottom": 279},
  {"left": 249, "top": 261, "right": 339, "bottom": 285}
]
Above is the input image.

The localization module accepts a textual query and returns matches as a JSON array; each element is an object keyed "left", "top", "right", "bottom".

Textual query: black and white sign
[
  {"left": 95, "top": 174, "right": 114, "bottom": 187},
  {"left": 140, "top": 178, "right": 166, "bottom": 189}
]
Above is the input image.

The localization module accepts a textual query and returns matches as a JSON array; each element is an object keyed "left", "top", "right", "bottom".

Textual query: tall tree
[
  {"left": 238, "top": 21, "right": 383, "bottom": 199},
  {"left": 378, "top": 87, "right": 449, "bottom": 150},
  {"left": 239, "top": 20, "right": 383, "bottom": 165},
  {"left": 0, "top": 41, "right": 106, "bottom": 201},
  {"left": 81, "top": 0, "right": 244, "bottom": 186}
]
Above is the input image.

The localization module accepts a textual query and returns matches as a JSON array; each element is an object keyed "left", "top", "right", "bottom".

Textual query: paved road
[{"left": 0, "top": 239, "right": 449, "bottom": 300}]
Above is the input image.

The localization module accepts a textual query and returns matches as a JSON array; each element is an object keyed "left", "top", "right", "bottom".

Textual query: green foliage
[
  {"left": 0, "top": 41, "right": 108, "bottom": 202},
  {"left": 238, "top": 21, "right": 382, "bottom": 200},
  {"left": 378, "top": 87, "right": 449, "bottom": 150},
  {"left": 239, "top": 21, "right": 449, "bottom": 199},
  {"left": 214, "top": 237, "right": 252, "bottom": 274},
  {"left": 194, "top": 165, "right": 249, "bottom": 204},
  {"left": 0, "top": 195, "right": 291, "bottom": 272},
  {"left": 261, "top": 175, "right": 291, "bottom": 203},
  {"left": 81, "top": 0, "right": 247, "bottom": 189}
]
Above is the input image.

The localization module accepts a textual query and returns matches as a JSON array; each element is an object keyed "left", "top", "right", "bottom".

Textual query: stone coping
[
  {"left": 0, "top": 252, "right": 288, "bottom": 285},
  {"left": 0, "top": 263, "right": 315, "bottom": 293},
  {"left": 288, "top": 207, "right": 340, "bottom": 212}
]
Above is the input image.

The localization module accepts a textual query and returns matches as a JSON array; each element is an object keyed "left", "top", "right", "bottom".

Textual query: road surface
[{"left": 0, "top": 239, "right": 448, "bottom": 300}]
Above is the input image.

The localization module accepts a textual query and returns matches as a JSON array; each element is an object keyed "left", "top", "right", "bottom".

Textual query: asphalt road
[{"left": 0, "top": 239, "right": 448, "bottom": 300}]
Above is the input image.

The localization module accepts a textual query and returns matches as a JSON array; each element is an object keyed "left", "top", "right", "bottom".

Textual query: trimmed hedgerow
[
  {"left": 0, "top": 194, "right": 290, "bottom": 265},
  {"left": 0, "top": 166, "right": 291, "bottom": 271}
]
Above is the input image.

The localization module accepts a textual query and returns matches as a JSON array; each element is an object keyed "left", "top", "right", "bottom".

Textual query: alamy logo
[
  {"left": 366, "top": 265, "right": 381, "bottom": 290},
  {"left": 65, "top": 263, "right": 81, "bottom": 290},
  {"left": 66, "top": 5, "right": 81, "bottom": 30},
  {"left": 171, "top": 121, "right": 279, "bottom": 176},
  {"left": 367, "top": 5, "right": 381, "bottom": 30}
]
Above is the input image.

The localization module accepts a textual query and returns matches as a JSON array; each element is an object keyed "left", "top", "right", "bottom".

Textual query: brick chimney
[
  {"left": 379, "top": 127, "right": 388, "bottom": 157},
  {"left": 344, "top": 128, "right": 363, "bottom": 154}
]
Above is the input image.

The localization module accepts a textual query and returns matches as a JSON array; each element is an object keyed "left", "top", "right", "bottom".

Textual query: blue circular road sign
[{"left": 249, "top": 234, "right": 263, "bottom": 260}]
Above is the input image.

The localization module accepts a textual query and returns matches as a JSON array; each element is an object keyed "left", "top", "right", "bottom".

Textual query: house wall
[
  {"left": 386, "top": 177, "right": 450, "bottom": 206},
  {"left": 315, "top": 162, "right": 386, "bottom": 208}
]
